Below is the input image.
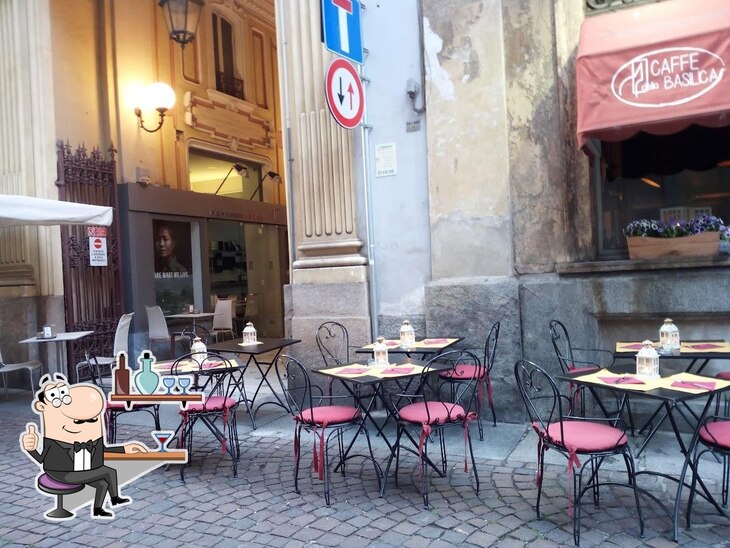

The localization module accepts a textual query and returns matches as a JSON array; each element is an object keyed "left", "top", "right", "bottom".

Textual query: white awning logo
[{"left": 611, "top": 47, "right": 725, "bottom": 108}]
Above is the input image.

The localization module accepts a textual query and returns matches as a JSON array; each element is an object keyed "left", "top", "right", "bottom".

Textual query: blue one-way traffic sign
[{"left": 322, "top": 0, "right": 363, "bottom": 65}]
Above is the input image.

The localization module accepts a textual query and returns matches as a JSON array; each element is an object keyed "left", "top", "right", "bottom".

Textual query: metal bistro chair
[
  {"left": 514, "top": 359, "right": 644, "bottom": 547},
  {"left": 316, "top": 321, "right": 362, "bottom": 399},
  {"left": 276, "top": 354, "right": 381, "bottom": 506},
  {"left": 381, "top": 349, "right": 481, "bottom": 508},
  {"left": 439, "top": 321, "right": 500, "bottom": 439},
  {"left": 0, "top": 343, "right": 42, "bottom": 399},
  {"left": 687, "top": 414, "right": 730, "bottom": 523},
  {"left": 549, "top": 320, "right": 630, "bottom": 428},
  {"left": 75, "top": 312, "right": 133, "bottom": 382},
  {"left": 173, "top": 351, "right": 240, "bottom": 481}
]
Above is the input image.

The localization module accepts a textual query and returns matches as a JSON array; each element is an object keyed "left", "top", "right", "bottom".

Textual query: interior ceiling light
[{"left": 640, "top": 177, "right": 662, "bottom": 189}]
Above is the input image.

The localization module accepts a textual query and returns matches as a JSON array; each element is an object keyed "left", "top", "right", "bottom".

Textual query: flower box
[{"left": 627, "top": 231, "right": 720, "bottom": 260}]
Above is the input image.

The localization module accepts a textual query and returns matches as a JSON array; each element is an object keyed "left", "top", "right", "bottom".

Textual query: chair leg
[
  {"left": 1, "top": 372, "right": 7, "bottom": 400},
  {"left": 294, "top": 423, "right": 302, "bottom": 494},
  {"left": 421, "top": 435, "right": 430, "bottom": 508},
  {"left": 536, "top": 442, "right": 547, "bottom": 518},
  {"left": 486, "top": 378, "right": 497, "bottom": 428},
  {"left": 723, "top": 454, "right": 729, "bottom": 508},
  {"left": 624, "top": 449, "right": 645, "bottom": 538},
  {"left": 467, "top": 424, "right": 479, "bottom": 495},
  {"left": 361, "top": 425, "right": 383, "bottom": 492},
  {"left": 439, "top": 430, "right": 447, "bottom": 475},
  {"left": 475, "top": 382, "right": 484, "bottom": 440},
  {"left": 380, "top": 425, "right": 403, "bottom": 496},
  {"left": 573, "top": 462, "right": 584, "bottom": 548},
  {"left": 323, "top": 431, "right": 331, "bottom": 506},
  {"left": 46, "top": 494, "right": 74, "bottom": 519}
]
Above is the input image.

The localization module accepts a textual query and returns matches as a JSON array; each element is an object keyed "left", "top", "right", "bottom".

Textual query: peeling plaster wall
[
  {"left": 502, "top": 1, "right": 588, "bottom": 272},
  {"left": 423, "top": 0, "right": 512, "bottom": 279}
]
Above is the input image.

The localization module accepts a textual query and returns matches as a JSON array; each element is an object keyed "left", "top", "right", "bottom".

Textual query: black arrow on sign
[{"left": 337, "top": 77, "right": 345, "bottom": 105}]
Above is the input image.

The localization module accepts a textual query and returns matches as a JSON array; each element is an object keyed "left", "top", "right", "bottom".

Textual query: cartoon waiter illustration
[{"left": 20, "top": 373, "right": 149, "bottom": 519}]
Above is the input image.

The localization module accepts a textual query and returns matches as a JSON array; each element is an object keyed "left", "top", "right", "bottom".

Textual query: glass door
[{"left": 207, "top": 220, "right": 283, "bottom": 337}]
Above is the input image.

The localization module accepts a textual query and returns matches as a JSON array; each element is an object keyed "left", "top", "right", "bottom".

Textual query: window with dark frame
[
  {"left": 594, "top": 125, "right": 730, "bottom": 257},
  {"left": 213, "top": 13, "right": 244, "bottom": 100}
]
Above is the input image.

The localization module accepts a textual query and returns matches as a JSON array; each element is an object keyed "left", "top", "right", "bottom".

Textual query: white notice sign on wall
[
  {"left": 375, "top": 143, "right": 397, "bottom": 177},
  {"left": 89, "top": 237, "right": 108, "bottom": 267}
]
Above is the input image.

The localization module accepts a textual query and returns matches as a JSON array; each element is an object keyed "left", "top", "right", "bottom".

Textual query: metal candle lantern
[
  {"left": 659, "top": 318, "right": 680, "bottom": 354},
  {"left": 243, "top": 322, "right": 257, "bottom": 344},
  {"left": 190, "top": 336, "right": 207, "bottom": 355},
  {"left": 636, "top": 340, "right": 660, "bottom": 378},
  {"left": 373, "top": 336, "right": 389, "bottom": 366},
  {"left": 399, "top": 320, "right": 415, "bottom": 349}
]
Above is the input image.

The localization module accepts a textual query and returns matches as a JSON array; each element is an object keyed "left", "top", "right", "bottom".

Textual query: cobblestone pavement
[{"left": 2, "top": 392, "right": 730, "bottom": 547}]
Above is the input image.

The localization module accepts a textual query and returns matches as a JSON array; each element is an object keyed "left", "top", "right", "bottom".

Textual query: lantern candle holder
[
  {"left": 659, "top": 318, "right": 680, "bottom": 355},
  {"left": 242, "top": 322, "right": 257, "bottom": 344},
  {"left": 636, "top": 340, "right": 660, "bottom": 379},
  {"left": 373, "top": 336, "right": 389, "bottom": 366},
  {"left": 399, "top": 320, "right": 415, "bottom": 349}
]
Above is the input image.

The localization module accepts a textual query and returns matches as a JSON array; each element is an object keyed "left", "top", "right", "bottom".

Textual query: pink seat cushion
[
  {"left": 544, "top": 421, "right": 628, "bottom": 452},
  {"left": 700, "top": 420, "right": 730, "bottom": 448},
  {"left": 715, "top": 371, "right": 730, "bottom": 381},
  {"left": 399, "top": 402, "right": 468, "bottom": 425},
  {"left": 186, "top": 396, "right": 237, "bottom": 413},
  {"left": 296, "top": 405, "right": 360, "bottom": 425},
  {"left": 439, "top": 364, "right": 485, "bottom": 380},
  {"left": 568, "top": 365, "right": 600, "bottom": 373}
]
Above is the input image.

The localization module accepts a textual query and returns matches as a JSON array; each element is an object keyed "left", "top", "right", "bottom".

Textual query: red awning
[{"left": 576, "top": 0, "right": 730, "bottom": 149}]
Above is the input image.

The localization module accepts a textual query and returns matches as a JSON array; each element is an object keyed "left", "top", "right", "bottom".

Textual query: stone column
[{"left": 278, "top": 0, "right": 371, "bottom": 366}]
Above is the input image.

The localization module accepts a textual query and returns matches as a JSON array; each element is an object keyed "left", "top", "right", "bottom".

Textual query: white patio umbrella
[{"left": 0, "top": 194, "right": 113, "bottom": 227}]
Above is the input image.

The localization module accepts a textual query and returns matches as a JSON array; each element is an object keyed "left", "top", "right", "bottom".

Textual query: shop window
[
  {"left": 212, "top": 13, "right": 244, "bottom": 100},
  {"left": 594, "top": 125, "right": 730, "bottom": 257}
]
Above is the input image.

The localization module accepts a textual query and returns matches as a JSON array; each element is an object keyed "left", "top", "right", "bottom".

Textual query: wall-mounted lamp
[
  {"left": 159, "top": 0, "right": 205, "bottom": 48},
  {"left": 214, "top": 163, "right": 248, "bottom": 195},
  {"left": 248, "top": 171, "right": 281, "bottom": 201},
  {"left": 134, "top": 82, "right": 176, "bottom": 133}
]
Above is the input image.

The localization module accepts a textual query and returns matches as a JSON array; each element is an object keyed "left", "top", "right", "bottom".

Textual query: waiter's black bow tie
[{"left": 73, "top": 440, "right": 94, "bottom": 453}]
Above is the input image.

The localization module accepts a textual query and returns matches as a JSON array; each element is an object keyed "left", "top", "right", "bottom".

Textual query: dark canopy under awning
[{"left": 576, "top": 0, "right": 730, "bottom": 149}]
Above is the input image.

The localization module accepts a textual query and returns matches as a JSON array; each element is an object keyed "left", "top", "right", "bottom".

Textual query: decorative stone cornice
[{"left": 183, "top": 90, "right": 273, "bottom": 151}]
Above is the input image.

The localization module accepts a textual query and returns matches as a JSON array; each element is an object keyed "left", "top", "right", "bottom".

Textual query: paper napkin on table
[
  {"left": 381, "top": 366, "right": 414, "bottom": 375},
  {"left": 670, "top": 380, "right": 716, "bottom": 390},
  {"left": 598, "top": 376, "right": 645, "bottom": 385},
  {"left": 423, "top": 338, "right": 448, "bottom": 344},
  {"left": 337, "top": 366, "right": 369, "bottom": 375}
]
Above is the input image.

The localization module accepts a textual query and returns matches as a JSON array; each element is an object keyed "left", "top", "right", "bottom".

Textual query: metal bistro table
[
  {"left": 208, "top": 337, "right": 301, "bottom": 428},
  {"left": 562, "top": 363, "right": 730, "bottom": 542},
  {"left": 614, "top": 340, "right": 730, "bottom": 453},
  {"left": 314, "top": 358, "right": 450, "bottom": 459},
  {"left": 19, "top": 330, "right": 94, "bottom": 376},
  {"left": 355, "top": 337, "right": 462, "bottom": 361}
]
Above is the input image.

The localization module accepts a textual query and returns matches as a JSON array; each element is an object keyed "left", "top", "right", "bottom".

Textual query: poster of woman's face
[{"left": 153, "top": 220, "right": 191, "bottom": 276}]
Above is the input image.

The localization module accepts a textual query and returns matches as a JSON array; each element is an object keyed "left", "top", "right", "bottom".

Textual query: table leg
[
  {"left": 250, "top": 349, "right": 290, "bottom": 420},
  {"left": 333, "top": 382, "right": 385, "bottom": 477}
]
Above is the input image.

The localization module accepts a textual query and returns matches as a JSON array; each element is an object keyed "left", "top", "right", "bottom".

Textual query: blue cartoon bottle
[{"left": 134, "top": 350, "right": 160, "bottom": 395}]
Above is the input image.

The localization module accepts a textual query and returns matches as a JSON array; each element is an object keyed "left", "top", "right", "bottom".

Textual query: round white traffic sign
[{"left": 325, "top": 58, "right": 364, "bottom": 129}]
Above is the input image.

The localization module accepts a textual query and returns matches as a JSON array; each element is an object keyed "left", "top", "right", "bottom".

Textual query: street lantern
[{"left": 159, "top": 0, "right": 204, "bottom": 48}]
